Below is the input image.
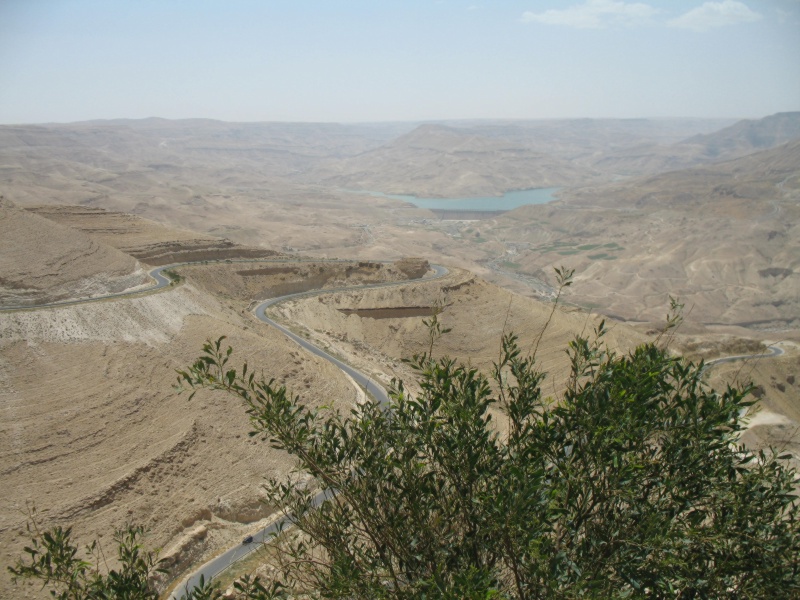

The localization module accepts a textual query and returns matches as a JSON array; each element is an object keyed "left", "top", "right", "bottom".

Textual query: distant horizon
[
  {"left": 1, "top": 1, "right": 797, "bottom": 125},
  {"left": 0, "top": 113, "right": 782, "bottom": 128}
]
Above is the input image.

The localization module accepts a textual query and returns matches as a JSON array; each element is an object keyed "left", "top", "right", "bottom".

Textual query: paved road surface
[
  {"left": 0, "top": 264, "right": 174, "bottom": 311},
  {"left": 168, "top": 263, "right": 448, "bottom": 598},
  {"left": 0, "top": 258, "right": 425, "bottom": 312},
  {"left": 171, "top": 319, "right": 787, "bottom": 598},
  {"left": 704, "top": 344, "right": 785, "bottom": 368},
  {"left": 701, "top": 345, "right": 786, "bottom": 380},
  {"left": 0, "top": 257, "right": 447, "bottom": 597}
]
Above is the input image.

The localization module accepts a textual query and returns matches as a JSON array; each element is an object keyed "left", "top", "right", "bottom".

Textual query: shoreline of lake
[{"left": 350, "top": 188, "right": 559, "bottom": 211}]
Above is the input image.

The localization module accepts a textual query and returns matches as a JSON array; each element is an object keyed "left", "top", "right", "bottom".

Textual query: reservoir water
[{"left": 361, "top": 188, "right": 559, "bottom": 211}]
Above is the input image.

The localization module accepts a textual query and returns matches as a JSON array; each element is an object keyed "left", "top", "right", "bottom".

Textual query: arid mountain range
[
  {"left": 1, "top": 113, "right": 799, "bottom": 597},
  {"left": 2, "top": 113, "right": 798, "bottom": 328},
  {"left": 483, "top": 138, "right": 800, "bottom": 326}
]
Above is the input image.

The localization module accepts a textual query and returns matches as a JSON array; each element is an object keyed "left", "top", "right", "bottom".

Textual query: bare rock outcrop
[{"left": 394, "top": 257, "right": 430, "bottom": 280}]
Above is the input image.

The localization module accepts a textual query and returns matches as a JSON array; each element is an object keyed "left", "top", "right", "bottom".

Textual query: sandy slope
[
  {"left": 474, "top": 141, "right": 800, "bottom": 327},
  {"left": 0, "top": 197, "right": 149, "bottom": 306},
  {"left": 2, "top": 118, "right": 796, "bottom": 330},
  {"left": 0, "top": 254, "right": 644, "bottom": 598},
  {"left": 706, "top": 341, "right": 800, "bottom": 471},
  {"left": 0, "top": 282, "right": 359, "bottom": 599},
  {"left": 276, "top": 269, "right": 648, "bottom": 410},
  {"left": 2, "top": 114, "right": 798, "bottom": 595},
  {"left": 23, "top": 205, "right": 280, "bottom": 266}
]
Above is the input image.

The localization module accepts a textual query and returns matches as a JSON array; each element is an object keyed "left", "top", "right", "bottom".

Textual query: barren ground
[
  {"left": 0, "top": 257, "right": 435, "bottom": 599},
  {"left": 1, "top": 116, "right": 798, "bottom": 597}
]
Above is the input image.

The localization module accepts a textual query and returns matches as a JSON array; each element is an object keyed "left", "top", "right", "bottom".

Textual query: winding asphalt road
[
  {"left": 704, "top": 344, "right": 785, "bottom": 368},
  {"left": 167, "top": 262, "right": 449, "bottom": 599},
  {"left": 170, "top": 297, "right": 789, "bottom": 598},
  {"left": 0, "top": 257, "right": 447, "bottom": 597},
  {"left": 0, "top": 264, "right": 173, "bottom": 312},
  {"left": 0, "top": 259, "right": 410, "bottom": 312},
  {"left": 3, "top": 260, "right": 785, "bottom": 597}
]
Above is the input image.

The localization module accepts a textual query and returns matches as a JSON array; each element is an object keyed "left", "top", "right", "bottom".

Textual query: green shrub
[
  {"left": 172, "top": 327, "right": 799, "bottom": 599},
  {"left": 12, "top": 299, "right": 800, "bottom": 599}
]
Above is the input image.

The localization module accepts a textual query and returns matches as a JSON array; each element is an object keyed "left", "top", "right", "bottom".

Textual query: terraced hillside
[
  {"left": 0, "top": 197, "right": 149, "bottom": 306},
  {"left": 24, "top": 205, "right": 279, "bottom": 265}
]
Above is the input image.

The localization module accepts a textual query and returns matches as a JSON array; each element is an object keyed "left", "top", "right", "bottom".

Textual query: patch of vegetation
[
  {"left": 162, "top": 268, "right": 183, "bottom": 284},
  {"left": 759, "top": 267, "right": 792, "bottom": 279},
  {"left": 537, "top": 241, "right": 625, "bottom": 258},
  {"left": 500, "top": 261, "right": 521, "bottom": 269},
  {"left": 536, "top": 241, "right": 569, "bottom": 251},
  {"left": 10, "top": 525, "right": 163, "bottom": 600},
  {"left": 588, "top": 253, "right": 618, "bottom": 260},
  {"left": 181, "top": 328, "right": 799, "bottom": 597}
]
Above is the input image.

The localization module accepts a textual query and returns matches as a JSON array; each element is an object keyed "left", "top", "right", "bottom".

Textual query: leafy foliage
[
  {"left": 9, "top": 524, "right": 162, "bottom": 600},
  {"left": 173, "top": 327, "right": 800, "bottom": 599},
  {"left": 12, "top": 299, "right": 800, "bottom": 599},
  {"left": 8, "top": 522, "right": 284, "bottom": 600},
  {"left": 162, "top": 269, "right": 183, "bottom": 285}
]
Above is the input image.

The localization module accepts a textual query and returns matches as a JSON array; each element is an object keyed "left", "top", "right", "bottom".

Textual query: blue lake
[{"left": 361, "top": 188, "right": 559, "bottom": 211}]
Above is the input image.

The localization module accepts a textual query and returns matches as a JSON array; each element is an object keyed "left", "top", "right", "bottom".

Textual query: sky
[{"left": 0, "top": 0, "right": 798, "bottom": 124}]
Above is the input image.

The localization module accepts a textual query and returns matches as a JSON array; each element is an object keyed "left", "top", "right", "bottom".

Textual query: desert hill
[
  {"left": 23, "top": 204, "right": 280, "bottom": 265},
  {"left": 705, "top": 341, "right": 800, "bottom": 472},
  {"left": 475, "top": 140, "right": 799, "bottom": 327},
  {"left": 1, "top": 114, "right": 796, "bottom": 329},
  {"left": 580, "top": 112, "right": 800, "bottom": 178},
  {"left": 0, "top": 116, "right": 732, "bottom": 215},
  {"left": 1, "top": 112, "right": 798, "bottom": 598},
  {"left": 680, "top": 111, "right": 800, "bottom": 159},
  {"left": 0, "top": 274, "right": 361, "bottom": 599},
  {"left": 0, "top": 202, "right": 449, "bottom": 598},
  {"left": 0, "top": 119, "right": 427, "bottom": 248},
  {"left": 0, "top": 119, "right": 408, "bottom": 169},
  {"left": 306, "top": 117, "right": 747, "bottom": 196},
  {"left": 2, "top": 184, "right": 798, "bottom": 598},
  {"left": 308, "top": 123, "right": 600, "bottom": 197},
  {"left": 276, "top": 269, "right": 646, "bottom": 402},
  {"left": 0, "top": 118, "right": 405, "bottom": 221},
  {"left": 0, "top": 197, "right": 149, "bottom": 306},
  {"left": 571, "top": 138, "right": 800, "bottom": 211}
]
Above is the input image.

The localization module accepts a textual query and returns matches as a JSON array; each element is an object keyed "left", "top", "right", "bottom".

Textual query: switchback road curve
[
  {"left": 0, "top": 258, "right": 441, "bottom": 312},
  {"left": 704, "top": 344, "right": 785, "bottom": 369},
  {"left": 167, "top": 262, "right": 448, "bottom": 598},
  {"left": 169, "top": 300, "right": 789, "bottom": 598},
  {"left": 0, "top": 257, "right": 448, "bottom": 598},
  {"left": 4, "top": 261, "right": 784, "bottom": 598}
]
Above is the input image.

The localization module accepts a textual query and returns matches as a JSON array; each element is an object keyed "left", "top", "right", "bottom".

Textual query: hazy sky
[{"left": 1, "top": 0, "right": 798, "bottom": 124}]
